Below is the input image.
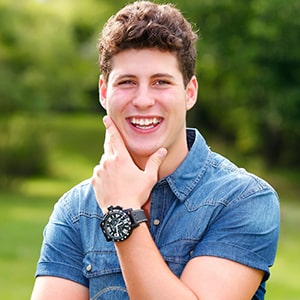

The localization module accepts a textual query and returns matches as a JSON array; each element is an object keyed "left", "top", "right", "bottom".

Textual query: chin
[{"left": 129, "top": 146, "right": 159, "bottom": 158}]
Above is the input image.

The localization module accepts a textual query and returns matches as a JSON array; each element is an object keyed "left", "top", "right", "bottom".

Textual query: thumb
[{"left": 145, "top": 148, "right": 168, "bottom": 176}]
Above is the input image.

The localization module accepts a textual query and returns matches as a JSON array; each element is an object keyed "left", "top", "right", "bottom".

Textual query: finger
[
  {"left": 103, "top": 126, "right": 113, "bottom": 156},
  {"left": 91, "top": 164, "right": 101, "bottom": 185},
  {"left": 145, "top": 147, "right": 167, "bottom": 177},
  {"left": 103, "top": 115, "right": 128, "bottom": 156}
]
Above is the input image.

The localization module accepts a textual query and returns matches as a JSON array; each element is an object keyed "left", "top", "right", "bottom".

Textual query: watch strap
[{"left": 127, "top": 209, "right": 148, "bottom": 227}]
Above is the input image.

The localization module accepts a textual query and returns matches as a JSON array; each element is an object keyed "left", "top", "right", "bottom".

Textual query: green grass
[
  {"left": 0, "top": 113, "right": 299, "bottom": 299},
  {"left": 266, "top": 201, "right": 300, "bottom": 299},
  {"left": 0, "top": 113, "right": 103, "bottom": 299},
  {"left": 0, "top": 193, "right": 54, "bottom": 299}
]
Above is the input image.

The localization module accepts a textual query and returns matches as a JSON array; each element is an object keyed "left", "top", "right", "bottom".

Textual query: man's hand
[{"left": 91, "top": 116, "right": 167, "bottom": 212}]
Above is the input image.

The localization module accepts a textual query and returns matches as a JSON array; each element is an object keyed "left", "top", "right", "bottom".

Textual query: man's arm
[
  {"left": 114, "top": 222, "right": 263, "bottom": 300},
  {"left": 31, "top": 276, "right": 88, "bottom": 300},
  {"left": 181, "top": 256, "right": 264, "bottom": 299}
]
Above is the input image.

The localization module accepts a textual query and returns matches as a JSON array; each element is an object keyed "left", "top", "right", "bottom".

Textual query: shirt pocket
[
  {"left": 83, "top": 251, "right": 129, "bottom": 300},
  {"left": 159, "top": 239, "right": 197, "bottom": 277}
]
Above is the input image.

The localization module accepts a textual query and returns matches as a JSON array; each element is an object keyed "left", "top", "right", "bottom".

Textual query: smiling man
[
  {"left": 31, "top": 1, "right": 280, "bottom": 300},
  {"left": 98, "top": 48, "right": 197, "bottom": 177}
]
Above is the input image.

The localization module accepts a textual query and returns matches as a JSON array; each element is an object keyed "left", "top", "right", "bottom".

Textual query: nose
[{"left": 132, "top": 85, "right": 155, "bottom": 109}]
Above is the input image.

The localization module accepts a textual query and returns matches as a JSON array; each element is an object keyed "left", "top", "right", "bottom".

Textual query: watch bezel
[{"left": 101, "top": 206, "right": 133, "bottom": 242}]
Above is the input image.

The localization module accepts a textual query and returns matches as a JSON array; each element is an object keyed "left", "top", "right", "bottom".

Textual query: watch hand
[{"left": 115, "top": 221, "right": 123, "bottom": 236}]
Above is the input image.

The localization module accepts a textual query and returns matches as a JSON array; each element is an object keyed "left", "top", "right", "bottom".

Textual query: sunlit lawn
[{"left": 0, "top": 113, "right": 299, "bottom": 299}]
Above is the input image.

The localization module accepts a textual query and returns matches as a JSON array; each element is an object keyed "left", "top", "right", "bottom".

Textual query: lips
[{"left": 128, "top": 117, "right": 162, "bottom": 130}]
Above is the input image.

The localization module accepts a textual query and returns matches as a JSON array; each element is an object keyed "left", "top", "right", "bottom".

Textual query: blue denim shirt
[{"left": 35, "top": 128, "right": 280, "bottom": 300}]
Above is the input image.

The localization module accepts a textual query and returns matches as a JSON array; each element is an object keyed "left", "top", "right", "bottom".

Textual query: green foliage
[
  {"left": 181, "top": 0, "right": 300, "bottom": 167},
  {"left": 0, "top": 113, "right": 103, "bottom": 186},
  {"left": 0, "top": 0, "right": 299, "bottom": 167},
  {"left": 0, "top": 114, "right": 49, "bottom": 187},
  {"left": 0, "top": 0, "right": 111, "bottom": 112}
]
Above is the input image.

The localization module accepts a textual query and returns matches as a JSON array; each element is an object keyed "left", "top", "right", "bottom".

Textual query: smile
[{"left": 129, "top": 117, "right": 161, "bottom": 130}]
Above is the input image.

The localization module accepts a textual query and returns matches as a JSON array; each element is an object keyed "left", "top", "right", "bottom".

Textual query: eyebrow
[
  {"left": 113, "top": 74, "right": 135, "bottom": 81},
  {"left": 151, "top": 73, "right": 176, "bottom": 80},
  {"left": 113, "top": 73, "right": 176, "bottom": 81}
]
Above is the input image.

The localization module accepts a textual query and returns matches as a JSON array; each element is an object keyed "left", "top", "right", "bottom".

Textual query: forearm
[{"left": 115, "top": 223, "right": 198, "bottom": 300}]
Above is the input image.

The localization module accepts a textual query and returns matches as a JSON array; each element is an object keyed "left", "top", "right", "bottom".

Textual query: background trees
[
  {"left": 180, "top": 0, "right": 300, "bottom": 167},
  {"left": 0, "top": 0, "right": 107, "bottom": 112},
  {"left": 1, "top": 0, "right": 299, "bottom": 182}
]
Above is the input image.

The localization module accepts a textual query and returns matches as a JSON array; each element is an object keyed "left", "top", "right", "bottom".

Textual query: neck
[
  {"left": 131, "top": 143, "right": 189, "bottom": 181},
  {"left": 158, "top": 145, "right": 189, "bottom": 179}
]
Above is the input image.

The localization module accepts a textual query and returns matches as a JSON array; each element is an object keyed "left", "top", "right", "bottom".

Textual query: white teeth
[
  {"left": 130, "top": 117, "right": 160, "bottom": 129},
  {"left": 131, "top": 117, "right": 160, "bottom": 126}
]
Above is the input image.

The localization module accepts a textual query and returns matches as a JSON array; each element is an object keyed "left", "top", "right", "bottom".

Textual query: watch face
[{"left": 101, "top": 209, "right": 132, "bottom": 241}]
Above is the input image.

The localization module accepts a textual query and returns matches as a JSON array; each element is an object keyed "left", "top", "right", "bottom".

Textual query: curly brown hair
[{"left": 98, "top": 1, "right": 198, "bottom": 86}]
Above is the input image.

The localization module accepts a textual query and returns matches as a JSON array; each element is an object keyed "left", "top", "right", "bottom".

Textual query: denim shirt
[{"left": 35, "top": 128, "right": 280, "bottom": 300}]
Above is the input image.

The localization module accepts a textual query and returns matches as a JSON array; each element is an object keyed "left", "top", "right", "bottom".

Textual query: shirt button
[
  {"left": 189, "top": 250, "right": 194, "bottom": 257},
  {"left": 86, "top": 264, "right": 92, "bottom": 272},
  {"left": 153, "top": 219, "right": 160, "bottom": 226}
]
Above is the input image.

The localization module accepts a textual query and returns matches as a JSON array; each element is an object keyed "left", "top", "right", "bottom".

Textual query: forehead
[{"left": 109, "top": 49, "right": 181, "bottom": 77}]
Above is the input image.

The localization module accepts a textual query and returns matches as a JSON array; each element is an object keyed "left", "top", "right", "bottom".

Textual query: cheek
[
  {"left": 108, "top": 89, "right": 134, "bottom": 111},
  {"left": 105, "top": 97, "right": 127, "bottom": 118}
]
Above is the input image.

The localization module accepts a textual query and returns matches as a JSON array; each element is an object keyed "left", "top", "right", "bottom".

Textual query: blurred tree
[
  {"left": 0, "top": 0, "right": 113, "bottom": 181},
  {"left": 0, "top": 0, "right": 111, "bottom": 112},
  {"left": 180, "top": 0, "right": 300, "bottom": 167},
  {"left": 0, "top": 0, "right": 299, "bottom": 168}
]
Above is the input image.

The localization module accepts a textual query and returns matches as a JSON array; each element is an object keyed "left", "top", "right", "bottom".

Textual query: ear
[
  {"left": 99, "top": 75, "right": 107, "bottom": 110},
  {"left": 185, "top": 76, "right": 198, "bottom": 111}
]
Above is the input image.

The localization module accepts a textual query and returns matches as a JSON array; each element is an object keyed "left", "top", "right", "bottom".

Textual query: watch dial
[{"left": 104, "top": 211, "right": 132, "bottom": 241}]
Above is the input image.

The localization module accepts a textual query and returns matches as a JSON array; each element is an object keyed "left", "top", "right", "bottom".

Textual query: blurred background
[{"left": 0, "top": 0, "right": 299, "bottom": 298}]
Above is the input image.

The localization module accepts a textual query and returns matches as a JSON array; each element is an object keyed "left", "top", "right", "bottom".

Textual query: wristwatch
[{"left": 100, "top": 205, "right": 147, "bottom": 242}]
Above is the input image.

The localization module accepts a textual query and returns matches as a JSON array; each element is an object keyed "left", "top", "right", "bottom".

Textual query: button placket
[{"left": 149, "top": 187, "right": 165, "bottom": 235}]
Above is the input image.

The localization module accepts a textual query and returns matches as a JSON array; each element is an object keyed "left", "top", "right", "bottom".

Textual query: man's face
[{"left": 99, "top": 48, "right": 197, "bottom": 165}]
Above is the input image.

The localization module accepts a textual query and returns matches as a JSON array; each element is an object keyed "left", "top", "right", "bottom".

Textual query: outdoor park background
[{"left": 0, "top": 0, "right": 299, "bottom": 299}]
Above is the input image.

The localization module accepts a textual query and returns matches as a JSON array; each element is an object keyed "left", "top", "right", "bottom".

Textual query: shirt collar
[{"left": 164, "top": 128, "right": 211, "bottom": 202}]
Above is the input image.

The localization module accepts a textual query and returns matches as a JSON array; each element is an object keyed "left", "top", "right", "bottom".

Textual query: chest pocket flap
[{"left": 83, "top": 251, "right": 121, "bottom": 278}]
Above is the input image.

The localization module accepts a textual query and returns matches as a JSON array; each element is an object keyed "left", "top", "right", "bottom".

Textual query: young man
[{"left": 31, "top": 1, "right": 280, "bottom": 299}]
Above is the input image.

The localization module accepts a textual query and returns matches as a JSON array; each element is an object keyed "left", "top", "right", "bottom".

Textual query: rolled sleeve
[
  {"left": 192, "top": 188, "right": 280, "bottom": 281},
  {"left": 35, "top": 190, "right": 88, "bottom": 287}
]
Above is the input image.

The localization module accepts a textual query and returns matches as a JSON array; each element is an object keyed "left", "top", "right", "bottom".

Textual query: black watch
[{"left": 100, "top": 205, "right": 147, "bottom": 242}]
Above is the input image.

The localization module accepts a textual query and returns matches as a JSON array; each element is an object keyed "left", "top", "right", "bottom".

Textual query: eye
[
  {"left": 154, "top": 80, "right": 171, "bottom": 86},
  {"left": 118, "top": 80, "right": 135, "bottom": 86}
]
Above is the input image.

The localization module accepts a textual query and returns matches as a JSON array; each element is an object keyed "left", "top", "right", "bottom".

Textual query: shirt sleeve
[
  {"left": 35, "top": 189, "right": 89, "bottom": 287},
  {"left": 192, "top": 187, "right": 280, "bottom": 282}
]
